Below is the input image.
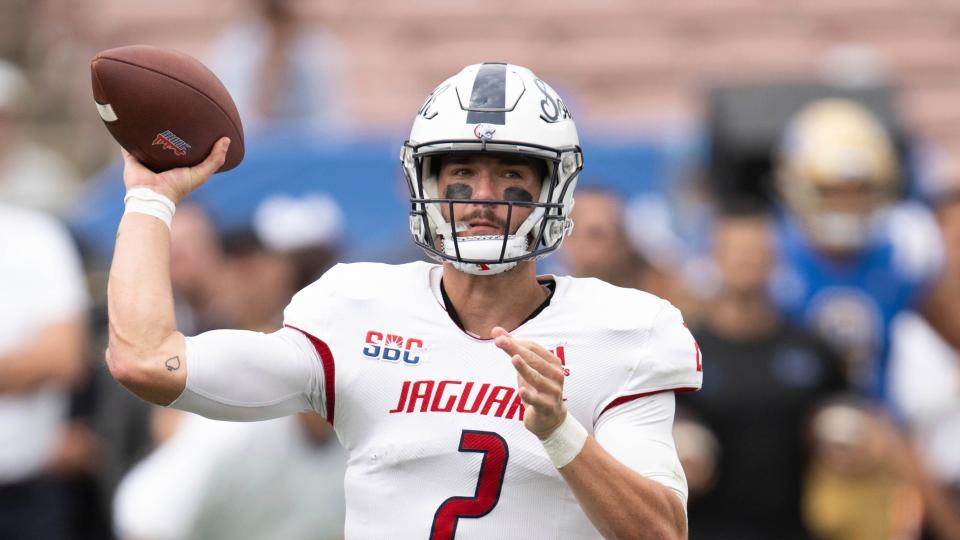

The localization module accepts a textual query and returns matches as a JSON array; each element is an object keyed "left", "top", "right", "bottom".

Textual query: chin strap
[
  {"left": 442, "top": 234, "right": 529, "bottom": 275},
  {"left": 452, "top": 260, "right": 517, "bottom": 275}
]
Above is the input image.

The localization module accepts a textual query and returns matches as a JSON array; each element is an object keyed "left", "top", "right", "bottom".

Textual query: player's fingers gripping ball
[
  {"left": 120, "top": 138, "right": 230, "bottom": 204},
  {"left": 91, "top": 45, "right": 244, "bottom": 174},
  {"left": 92, "top": 45, "right": 243, "bottom": 226}
]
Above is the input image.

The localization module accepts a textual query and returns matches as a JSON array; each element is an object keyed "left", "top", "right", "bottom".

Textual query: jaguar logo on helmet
[{"left": 473, "top": 123, "right": 497, "bottom": 141}]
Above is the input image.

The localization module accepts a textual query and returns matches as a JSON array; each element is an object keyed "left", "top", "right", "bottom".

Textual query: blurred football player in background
[
  {"left": 772, "top": 97, "right": 960, "bottom": 540},
  {"left": 771, "top": 98, "right": 941, "bottom": 400}
]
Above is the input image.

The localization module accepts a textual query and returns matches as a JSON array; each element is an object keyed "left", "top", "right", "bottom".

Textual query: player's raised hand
[
  {"left": 121, "top": 137, "right": 230, "bottom": 205},
  {"left": 492, "top": 326, "right": 567, "bottom": 439}
]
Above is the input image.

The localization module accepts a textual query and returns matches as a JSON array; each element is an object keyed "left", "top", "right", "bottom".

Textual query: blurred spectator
[
  {"left": 675, "top": 204, "right": 847, "bottom": 540},
  {"left": 216, "top": 192, "right": 342, "bottom": 332},
  {"left": 804, "top": 398, "right": 924, "bottom": 540},
  {"left": 0, "top": 201, "right": 89, "bottom": 538},
  {"left": 113, "top": 412, "right": 347, "bottom": 540},
  {"left": 770, "top": 98, "right": 942, "bottom": 399},
  {"left": 0, "top": 58, "right": 80, "bottom": 214},
  {"left": 559, "top": 187, "right": 692, "bottom": 314},
  {"left": 560, "top": 187, "right": 642, "bottom": 286},
  {"left": 113, "top": 193, "right": 347, "bottom": 540},
  {"left": 206, "top": 0, "right": 346, "bottom": 134},
  {"left": 170, "top": 204, "right": 229, "bottom": 334}
]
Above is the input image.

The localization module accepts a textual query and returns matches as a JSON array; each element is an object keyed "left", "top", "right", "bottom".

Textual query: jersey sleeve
[
  {"left": 280, "top": 263, "right": 347, "bottom": 423},
  {"left": 169, "top": 327, "right": 325, "bottom": 421},
  {"left": 594, "top": 391, "right": 689, "bottom": 508},
  {"left": 282, "top": 263, "right": 350, "bottom": 339},
  {"left": 596, "top": 302, "right": 703, "bottom": 421}
]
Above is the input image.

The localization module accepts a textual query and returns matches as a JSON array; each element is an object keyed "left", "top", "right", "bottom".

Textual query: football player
[
  {"left": 771, "top": 98, "right": 941, "bottom": 399},
  {"left": 105, "top": 63, "right": 702, "bottom": 539}
]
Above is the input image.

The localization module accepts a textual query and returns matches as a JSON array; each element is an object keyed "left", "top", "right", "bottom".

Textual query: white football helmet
[
  {"left": 401, "top": 63, "right": 583, "bottom": 275},
  {"left": 776, "top": 98, "right": 899, "bottom": 252}
]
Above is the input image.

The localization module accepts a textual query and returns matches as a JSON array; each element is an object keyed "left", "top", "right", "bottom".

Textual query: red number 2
[{"left": 430, "top": 430, "right": 509, "bottom": 540}]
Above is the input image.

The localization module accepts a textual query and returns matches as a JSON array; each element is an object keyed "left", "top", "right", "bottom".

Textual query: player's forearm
[
  {"left": 106, "top": 213, "right": 185, "bottom": 404},
  {"left": 560, "top": 437, "right": 687, "bottom": 540},
  {"left": 0, "top": 319, "right": 87, "bottom": 394},
  {"left": 108, "top": 213, "right": 179, "bottom": 351}
]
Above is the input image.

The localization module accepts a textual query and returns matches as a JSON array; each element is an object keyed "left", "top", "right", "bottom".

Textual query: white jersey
[{"left": 281, "top": 261, "right": 702, "bottom": 539}]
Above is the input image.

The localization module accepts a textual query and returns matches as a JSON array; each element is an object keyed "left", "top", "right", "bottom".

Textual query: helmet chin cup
[
  {"left": 442, "top": 235, "right": 528, "bottom": 275},
  {"left": 808, "top": 211, "right": 871, "bottom": 252},
  {"left": 452, "top": 261, "right": 517, "bottom": 275}
]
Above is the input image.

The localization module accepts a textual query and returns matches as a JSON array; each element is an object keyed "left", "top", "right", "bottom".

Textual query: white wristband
[
  {"left": 124, "top": 187, "right": 176, "bottom": 229},
  {"left": 541, "top": 413, "right": 588, "bottom": 469}
]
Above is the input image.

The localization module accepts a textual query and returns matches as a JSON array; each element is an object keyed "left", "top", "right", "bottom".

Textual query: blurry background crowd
[{"left": 1, "top": 0, "right": 960, "bottom": 538}]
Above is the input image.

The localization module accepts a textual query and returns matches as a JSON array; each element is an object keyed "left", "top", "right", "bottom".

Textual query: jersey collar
[{"left": 438, "top": 278, "right": 556, "bottom": 337}]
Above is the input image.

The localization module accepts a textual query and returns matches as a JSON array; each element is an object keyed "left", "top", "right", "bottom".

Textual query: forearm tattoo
[{"left": 164, "top": 356, "right": 181, "bottom": 371}]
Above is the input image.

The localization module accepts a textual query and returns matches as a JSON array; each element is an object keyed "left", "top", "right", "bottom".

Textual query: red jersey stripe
[
  {"left": 598, "top": 387, "right": 699, "bottom": 419},
  {"left": 285, "top": 325, "right": 336, "bottom": 424}
]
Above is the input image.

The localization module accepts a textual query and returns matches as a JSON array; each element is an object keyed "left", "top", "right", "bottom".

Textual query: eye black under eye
[
  {"left": 445, "top": 183, "right": 473, "bottom": 199},
  {"left": 503, "top": 187, "right": 534, "bottom": 202}
]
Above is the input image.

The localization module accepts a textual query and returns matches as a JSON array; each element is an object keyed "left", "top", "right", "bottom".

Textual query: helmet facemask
[{"left": 403, "top": 143, "right": 581, "bottom": 275}]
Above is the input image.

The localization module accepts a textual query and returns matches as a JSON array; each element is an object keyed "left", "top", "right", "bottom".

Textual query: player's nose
[{"left": 469, "top": 171, "right": 498, "bottom": 202}]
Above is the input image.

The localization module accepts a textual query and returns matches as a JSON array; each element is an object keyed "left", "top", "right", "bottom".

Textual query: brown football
[{"left": 91, "top": 45, "right": 244, "bottom": 173}]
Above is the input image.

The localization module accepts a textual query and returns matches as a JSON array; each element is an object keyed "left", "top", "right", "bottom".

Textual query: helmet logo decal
[
  {"left": 418, "top": 83, "right": 450, "bottom": 119},
  {"left": 473, "top": 123, "right": 497, "bottom": 141},
  {"left": 535, "top": 78, "right": 571, "bottom": 123}
]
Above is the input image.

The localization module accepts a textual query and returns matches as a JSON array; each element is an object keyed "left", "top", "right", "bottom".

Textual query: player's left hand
[{"left": 492, "top": 327, "right": 566, "bottom": 440}]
